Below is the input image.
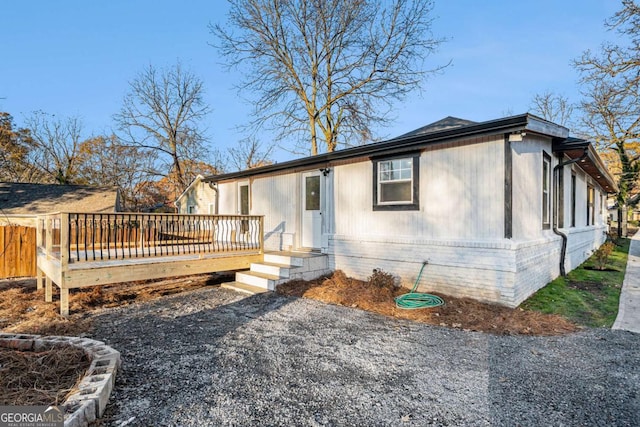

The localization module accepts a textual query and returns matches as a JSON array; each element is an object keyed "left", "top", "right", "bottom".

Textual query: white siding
[
  {"left": 176, "top": 179, "right": 217, "bottom": 214},
  {"left": 511, "top": 134, "right": 554, "bottom": 240},
  {"left": 216, "top": 182, "right": 237, "bottom": 215},
  {"left": 251, "top": 174, "right": 299, "bottom": 251},
  {"left": 333, "top": 135, "right": 505, "bottom": 240},
  {"left": 210, "top": 130, "right": 611, "bottom": 307}
]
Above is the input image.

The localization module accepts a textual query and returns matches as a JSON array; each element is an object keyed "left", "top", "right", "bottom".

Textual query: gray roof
[
  {"left": 204, "top": 113, "right": 536, "bottom": 183},
  {"left": 0, "top": 182, "right": 121, "bottom": 215},
  {"left": 396, "top": 116, "right": 477, "bottom": 138}
]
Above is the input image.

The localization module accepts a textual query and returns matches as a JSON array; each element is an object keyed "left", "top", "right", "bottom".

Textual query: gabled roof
[
  {"left": 396, "top": 116, "right": 477, "bottom": 138},
  {"left": 175, "top": 174, "right": 205, "bottom": 204},
  {"left": 204, "top": 113, "right": 569, "bottom": 183},
  {"left": 0, "top": 182, "right": 121, "bottom": 215}
]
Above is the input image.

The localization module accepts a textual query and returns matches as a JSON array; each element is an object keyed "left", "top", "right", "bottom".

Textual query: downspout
[
  {"left": 208, "top": 182, "right": 219, "bottom": 214},
  {"left": 552, "top": 147, "right": 589, "bottom": 276}
]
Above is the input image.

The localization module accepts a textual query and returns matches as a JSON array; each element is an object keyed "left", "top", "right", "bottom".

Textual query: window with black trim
[
  {"left": 373, "top": 154, "right": 419, "bottom": 211},
  {"left": 542, "top": 152, "right": 551, "bottom": 229},
  {"left": 587, "top": 185, "right": 595, "bottom": 226},
  {"left": 570, "top": 172, "right": 576, "bottom": 227}
]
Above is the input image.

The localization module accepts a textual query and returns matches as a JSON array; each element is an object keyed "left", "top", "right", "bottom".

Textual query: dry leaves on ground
[
  {"left": 0, "top": 345, "right": 90, "bottom": 406},
  {"left": 0, "top": 273, "right": 232, "bottom": 336},
  {"left": 277, "top": 270, "right": 578, "bottom": 336}
]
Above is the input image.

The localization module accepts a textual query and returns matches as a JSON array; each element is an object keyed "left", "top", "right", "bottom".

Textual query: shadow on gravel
[
  {"left": 87, "top": 288, "right": 640, "bottom": 427},
  {"left": 487, "top": 331, "right": 640, "bottom": 426},
  {"left": 89, "top": 289, "right": 298, "bottom": 424}
]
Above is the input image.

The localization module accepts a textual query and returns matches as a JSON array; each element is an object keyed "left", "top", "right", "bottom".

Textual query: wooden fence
[{"left": 0, "top": 225, "right": 36, "bottom": 278}]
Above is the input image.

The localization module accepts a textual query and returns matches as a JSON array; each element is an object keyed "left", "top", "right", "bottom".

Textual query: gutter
[
  {"left": 552, "top": 147, "right": 589, "bottom": 276},
  {"left": 204, "top": 114, "right": 536, "bottom": 183}
]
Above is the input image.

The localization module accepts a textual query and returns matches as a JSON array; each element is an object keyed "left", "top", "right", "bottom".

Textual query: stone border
[{"left": 0, "top": 333, "right": 121, "bottom": 427}]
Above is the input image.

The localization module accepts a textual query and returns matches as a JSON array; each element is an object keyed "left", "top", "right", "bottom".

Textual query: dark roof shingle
[{"left": 0, "top": 182, "right": 121, "bottom": 214}]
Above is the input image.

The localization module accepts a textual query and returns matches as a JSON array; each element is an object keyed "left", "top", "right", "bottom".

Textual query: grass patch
[{"left": 521, "top": 238, "right": 630, "bottom": 328}]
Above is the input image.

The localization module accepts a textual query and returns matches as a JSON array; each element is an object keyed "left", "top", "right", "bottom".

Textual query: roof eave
[
  {"left": 554, "top": 139, "right": 618, "bottom": 193},
  {"left": 205, "top": 114, "right": 538, "bottom": 183}
]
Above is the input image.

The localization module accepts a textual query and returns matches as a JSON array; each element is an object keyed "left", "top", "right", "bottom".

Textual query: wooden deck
[{"left": 36, "top": 212, "right": 265, "bottom": 316}]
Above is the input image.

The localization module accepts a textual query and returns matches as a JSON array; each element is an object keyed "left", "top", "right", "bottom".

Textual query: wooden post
[
  {"left": 60, "top": 213, "right": 69, "bottom": 269},
  {"left": 259, "top": 216, "right": 265, "bottom": 254},
  {"left": 45, "top": 216, "right": 53, "bottom": 259},
  {"left": 37, "top": 268, "right": 43, "bottom": 291},
  {"left": 59, "top": 213, "right": 70, "bottom": 317},
  {"left": 45, "top": 277, "right": 52, "bottom": 302},
  {"left": 60, "top": 288, "right": 69, "bottom": 317},
  {"left": 36, "top": 217, "right": 43, "bottom": 290},
  {"left": 140, "top": 215, "right": 145, "bottom": 255}
]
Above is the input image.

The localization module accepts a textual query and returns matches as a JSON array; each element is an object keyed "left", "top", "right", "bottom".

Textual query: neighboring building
[
  {"left": 177, "top": 114, "right": 617, "bottom": 307},
  {"left": 175, "top": 175, "right": 213, "bottom": 215},
  {"left": 0, "top": 182, "right": 122, "bottom": 226}
]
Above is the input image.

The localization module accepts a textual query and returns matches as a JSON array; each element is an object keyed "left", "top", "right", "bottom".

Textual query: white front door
[{"left": 302, "top": 172, "right": 322, "bottom": 249}]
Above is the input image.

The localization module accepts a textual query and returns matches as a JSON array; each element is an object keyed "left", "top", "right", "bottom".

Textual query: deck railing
[{"left": 37, "top": 212, "right": 264, "bottom": 263}]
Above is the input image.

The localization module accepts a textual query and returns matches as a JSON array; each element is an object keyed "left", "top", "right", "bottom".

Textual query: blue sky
[{"left": 0, "top": 0, "right": 621, "bottom": 164}]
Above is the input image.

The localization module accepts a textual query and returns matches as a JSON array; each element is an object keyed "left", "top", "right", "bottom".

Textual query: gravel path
[{"left": 88, "top": 287, "right": 640, "bottom": 427}]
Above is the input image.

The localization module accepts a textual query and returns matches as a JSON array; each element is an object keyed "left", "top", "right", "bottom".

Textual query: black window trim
[
  {"left": 570, "top": 171, "right": 576, "bottom": 228},
  {"left": 542, "top": 151, "right": 551, "bottom": 230},
  {"left": 372, "top": 152, "right": 420, "bottom": 211}
]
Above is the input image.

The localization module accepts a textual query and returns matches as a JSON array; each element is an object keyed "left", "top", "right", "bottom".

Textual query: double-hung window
[
  {"left": 587, "top": 185, "right": 595, "bottom": 226},
  {"left": 570, "top": 173, "right": 576, "bottom": 227},
  {"left": 373, "top": 154, "right": 419, "bottom": 211},
  {"left": 542, "top": 152, "right": 551, "bottom": 229}
]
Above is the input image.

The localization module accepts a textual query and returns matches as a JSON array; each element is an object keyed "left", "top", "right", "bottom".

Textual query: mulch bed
[
  {"left": 0, "top": 345, "right": 90, "bottom": 406},
  {"left": 277, "top": 270, "right": 578, "bottom": 336}
]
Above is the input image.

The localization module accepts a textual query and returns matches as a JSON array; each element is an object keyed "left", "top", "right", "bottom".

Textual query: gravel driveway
[{"left": 88, "top": 287, "right": 640, "bottom": 426}]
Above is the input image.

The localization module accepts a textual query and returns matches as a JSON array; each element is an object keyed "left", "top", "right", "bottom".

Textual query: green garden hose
[{"left": 394, "top": 261, "right": 444, "bottom": 309}]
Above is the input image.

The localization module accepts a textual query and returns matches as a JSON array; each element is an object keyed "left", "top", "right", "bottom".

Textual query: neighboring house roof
[
  {"left": 203, "top": 113, "right": 616, "bottom": 193},
  {"left": 0, "top": 182, "right": 121, "bottom": 214}
]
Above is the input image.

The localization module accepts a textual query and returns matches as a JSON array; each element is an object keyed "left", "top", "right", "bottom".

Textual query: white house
[{"left": 176, "top": 114, "right": 617, "bottom": 307}]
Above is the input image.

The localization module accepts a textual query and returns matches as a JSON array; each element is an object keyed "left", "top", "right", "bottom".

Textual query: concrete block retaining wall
[{"left": 0, "top": 333, "right": 120, "bottom": 427}]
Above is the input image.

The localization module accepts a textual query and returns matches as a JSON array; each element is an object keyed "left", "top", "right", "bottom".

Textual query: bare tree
[
  {"left": 530, "top": 91, "right": 575, "bottom": 127},
  {"left": 574, "top": 0, "right": 640, "bottom": 236},
  {"left": 228, "top": 137, "right": 274, "bottom": 170},
  {"left": 114, "top": 63, "right": 212, "bottom": 195},
  {"left": 0, "top": 112, "right": 37, "bottom": 182},
  {"left": 24, "top": 111, "right": 85, "bottom": 184},
  {"left": 76, "top": 135, "right": 158, "bottom": 210},
  {"left": 212, "top": 0, "right": 447, "bottom": 155}
]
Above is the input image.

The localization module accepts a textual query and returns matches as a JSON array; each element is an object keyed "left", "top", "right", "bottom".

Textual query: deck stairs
[{"left": 221, "top": 251, "right": 330, "bottom": 295}]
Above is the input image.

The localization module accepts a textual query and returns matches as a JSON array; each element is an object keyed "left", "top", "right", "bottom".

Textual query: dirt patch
[
  {"left": 583, "top": 266, "right": 620, "bottom": 272},
  {"left": 0, "top": 273, "right": 232, "bottom": 336},
  {"left": 568, "top": 280, "right": 605, "bottom": 292},
  {"left": 0, "top": 345, "right": 90, "bottom": 406},
  {"left": 277, "top": 271, "right": 578, "bottom": 336}
]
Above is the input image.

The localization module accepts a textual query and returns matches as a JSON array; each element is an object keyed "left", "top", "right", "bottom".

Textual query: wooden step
[{"left": 220, "top": 281, "right": 270, "bottom": 295}]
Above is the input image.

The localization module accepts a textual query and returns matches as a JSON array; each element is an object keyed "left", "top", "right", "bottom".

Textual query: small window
[
  {"left": 587, "top": 185, "right": 595, "bottom": 226},
  {"left": 373, "top": 154, "right": 419, "bottom": 211},
  {"left": 239, "top": 184, "right": 249, "bottom": 215},
  {"left": 542, "top": 152, "right": 551, "bottom": 229},
  {"left": 188, "top": 205, "right": 196, "bottom": 214},
  {"left": 570, "top": 173, "right": 576, "bottom": 227},
  {"left": 305, "top": 176, "right": 320, "bottom": 210},
  {"left": 599, "top": 193, "right": 603, "bottom": 216}
]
